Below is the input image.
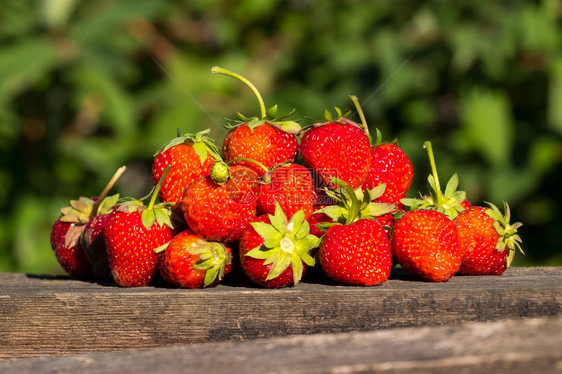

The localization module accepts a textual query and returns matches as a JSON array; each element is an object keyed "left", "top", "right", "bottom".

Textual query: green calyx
[
  {"left": 190, "top": 241, "right": 232, "bottom": 287},
  {"left": 120, "top": 165, "right": 174, "bottom": 231},
  {"left": 485, "top": 201, "right": 524, "bottom": 267},
  {"left": 314, "top": 178, "right": 396, "bottom": 230},
  {"left": 154, "top": 129, "right": 222, "bottom": 166},
  {"left": 211, "top": 66, "right": 301, "bottom": 134},
  {"left": 401, "top": 141, "right": 467, "bottom": 219},
  {"left": 245, "top": 203, "right": 319, "bottom": 285}
]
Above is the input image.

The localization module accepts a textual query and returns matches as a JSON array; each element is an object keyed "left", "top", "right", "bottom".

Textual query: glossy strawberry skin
[
  {"left": 81, "top": 213, "right": 112, "bottom": 279},
  {"left": 50, "top": 219, "right": 92, "bottom": 279},
  {"left": 182, "top": 165, "right": 258, "bottom": 242},
  {"left": 239, "top": 215, "right": 305, "bottom": 288},
  {"left": 391, "top": 210, "right": 462, "bottom": 282},
  {"left": 363, "top": 143, "right": 413, "bottom": 205},
  {"left": 152, "top": 143, "right": 216, "bottom": 206},
  {"left": 104, "top": 209, "right": 174, "bottom": 287},
  {"left": 159, "top": 229, "right": 232, "bottom": 289},
  {"left": 222, "top": 123, "right": 298, "bottom": 175},
  {"left": 453, "top": 207, "right": 506, "bottom": 275},
  {"left": 300, "top": 122, "right": 371, "bottom": 189},
  {"left": 258, "top": 164, "right": 314, "bottom": 219},
  {"left": 319, "top": 219, "right": 392, "bottom": 286}
]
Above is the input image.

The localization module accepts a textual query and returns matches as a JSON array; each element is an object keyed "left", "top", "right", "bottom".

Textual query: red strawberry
[
  {"left": 319, "top": 219, "right": 392, "bottom": 286},
  {"left": 182, "top": 161, "right": 259, "bottom": 242},
  {"left": 391, "top": 209, "right": 462, "bottom": 282},
  {"left": 152, "top": 129, "right": 220, "bottom": 207},
  {"left": 105, "top": 168, "right": 174, "bottom": 287},
  {"left": 307, "top": 212, "right": 332, "bottom": 238},
  {"left": 212, "top": 66, "right": 299, "bottom": 175},
  {"left": 158, "top": 229, "right": 232, "bottom": 288},
  {"left": 300, "top": 106, "right": 371, "bottom": 189},
  {"left": 80, "top": 210, "right": 113, "bottom": 279},
  {"left": 239, "top": 204, "right": 319, "bottom": 288},
  {"left": 258, "top": 163, "right": 314, "bottom": 219},
  {"left": 454, "top": 203, "right": 523, "bottom": 275},
  {"left": 50, "top": 167, "right": 126, "bottom": 278}
]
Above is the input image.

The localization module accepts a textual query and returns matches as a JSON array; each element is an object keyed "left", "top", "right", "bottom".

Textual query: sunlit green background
[{"left": 1, "top": 0, "right": 560, "bottom": 275}]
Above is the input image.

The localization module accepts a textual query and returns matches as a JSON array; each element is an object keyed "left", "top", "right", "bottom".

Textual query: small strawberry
[
  {"left": 152, "top": 129, "right": 220, "bottom": 207},
  {"left": 212, "top": 66, "right": 299, "bottom": 175},
  {"left": 105, "top": 168, "right": 174, "bottom": 287},
  {"left": 158, "top": 229, "right": 232, "bottom": 288},
  {"left": 182, "top": 161, "right": 260, "bottom": 242},
  {"left": 391, "top": 209, "right": 462, "bottom": 282},
  {"left": 300, "top": 103, "right": 371, "bottom": 189},
  {"left": 454, "top": 202, "right": 523, "bottom": 275},
  {"left": 239, "top": 204, "right": 319, "bottom": 288},
  {"left": 316, "top": 179, "right": 395, "bottom": 286},
  {"left": 50, "top": 167, "right": 126, "bottom": 278},
  {"left": 401, "top": 141, "right": 468, "bottom": 219},
  {"left": 257, "top": 163, "right": 314, "bottom": 219}
]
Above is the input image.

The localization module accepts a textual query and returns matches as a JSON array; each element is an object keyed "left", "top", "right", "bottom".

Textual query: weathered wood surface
[
  {"left": 1, "top": 316, "right": 560, "bottom": 374},
  {"left": 0, "top": 267, "right": 560, "bottom": 360}
]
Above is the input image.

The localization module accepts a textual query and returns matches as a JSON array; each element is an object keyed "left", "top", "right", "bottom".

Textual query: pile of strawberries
[{"left": 50, "top": 67, "right": 524, "bottom": 288}]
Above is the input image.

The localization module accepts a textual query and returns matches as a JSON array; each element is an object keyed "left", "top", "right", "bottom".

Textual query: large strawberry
[
  {"left": 212, "top": 66, "right": 299, "bottom": 175},
  {"left": 50, "top": 167, "right": 126, "bottom": 279},
  {"left": 316, "top": 179, "right": 395, "bottom": 286},
  {"left": 152, "top": 129, "right": 220, "bottom": 207},
  {"left": 453, "top": 202, "right": 523, "bottom": 275},
  {"left": 239, "top": 204, "right": 319, "bottom": 288},
  {"left": 257, "top": 163, "right": 314, "bottom": 219},
  {"left": 300, "top": 105, "right": 371, "bottom": 189},
  {"left": 158, "top": 229, "right": 232, "bottom": 288},
  {"left": 391, "top": 209, "right": 462, "bottom": 282},
  {"left": 182, "top": 161, "right": 260, "bottom": 242},
  {"left": 105, "top": 168, "right": 174, "bottom": 287}
]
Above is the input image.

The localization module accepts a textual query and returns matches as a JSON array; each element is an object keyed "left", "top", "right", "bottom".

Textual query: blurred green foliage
[{"left": 0, "top": 0, "right": 560, "bottom": 274}]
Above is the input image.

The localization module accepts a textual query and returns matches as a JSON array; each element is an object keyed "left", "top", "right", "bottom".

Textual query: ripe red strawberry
[
  {"left": 80, "top": 208, "right": 113, "bottom": 280},
  {"left": 300, "top": 106, "right": 371, "bottom": 189},
  {"left": 239, "top": 204, "right": 319, "bottom": 288},
  {"left": 454, "top": 203, "right": 523, "bottom": 275},
  {"left": 182, "top": 161, "right": 259, "bottom": 242},
  {"left": 307, "top": 212, "right": 332, "bottom": 238},
  {"left": 391, "top": 209, "right": 462, "bottom": 282},
  {"left": 152, "top": 129, "right": 220, "bottom": 206},
  {"left": 258, "top": 163, "right": 314, "bottom": 219},
  {"left": 319, "top": 219, "right": 392, "bottom": 286},
  {"left": 212, "top": 66, "right": 299, "bottom": 175},
  {"left": 158, "top": 229, "right": 232, "bottom": 288},
  {"left": 105, "top": 168, "right": 174, "bottom": 287},
  {"left": 50, "top": 167, "right": 126, "bottom": 278}
]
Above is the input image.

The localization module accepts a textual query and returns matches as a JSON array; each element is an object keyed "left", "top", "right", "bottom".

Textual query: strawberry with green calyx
[
  {"left": 157, "top": 229, "right": 232, "bottom": 289},
  {"left": 348, "top": 96, "right": 413, "bottom": 206},
  {"left": 401, "top": 141, "right": 468, "bottom": 219},
  {"left": 257, "top": 163, "right": 314, "bottom": 219},
  {"left": 105, "top": 167, "right": 175, "bottom": 287},
  {"left": 239, "top": 203, "right": 319, "bottom": 288},
  {"left": 153, "top": 129, "right": 221, "bottom": 207},
  {"left": 391, "top": 209, "right": 462, "bottom": 282},
  {"left": 299, "top": 100, "right": 371, "bottom": 189},
  {"left": 182, "top": 160, "right": 261, "bottom": 242},
  {"left": 317, "top": 179, "right": 394, "bottom": 286},
  {"left": 50, "top": 166, "right": 126, "bottom": 279},
  {"left": 212, "top": 66, "right": 299, "bottom": 176},
  {"left": 454, "top": 202, "right": 523, "bottom": 275}
]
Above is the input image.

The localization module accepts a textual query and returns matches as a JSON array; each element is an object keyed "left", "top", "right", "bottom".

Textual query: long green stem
[
  {"left": 90, "top": 166, "right": 127, "bottom": 218},
  {"left": 226, "top": 157, "right": 269, "bottom": 174},
  {"left": 211, "top": 66, "right": 267, "bottom": 119},
  {"left": 349, "top": 95, "right": 370, "bottom": 137},
  {"left": 148, "top": 165, "right": 171, "bottom": 210},
  {"left": 424, "top": 141, "right": 443, "bottom": 206}
]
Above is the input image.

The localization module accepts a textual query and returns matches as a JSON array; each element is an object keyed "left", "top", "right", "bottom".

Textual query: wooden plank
[
  {"left": 0, "top": 267, "right": 560, "bottom": 359},
  {"left": 1, "top": 316, "right": 560, "bottom": 374}
]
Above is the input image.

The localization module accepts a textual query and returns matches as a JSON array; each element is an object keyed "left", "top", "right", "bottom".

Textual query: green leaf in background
[
  {"left": 548, "top": 58, "right": 562, "bottom": 135},
  {"left": 461, "top": 88, "right": 514, "bottom": 168}
]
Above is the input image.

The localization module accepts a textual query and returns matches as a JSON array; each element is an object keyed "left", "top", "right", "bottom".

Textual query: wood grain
[
  {"left": 1, "top": 316, "right": 560, "bottom": 374},
  {"left": 0, "top": 267, "right": 560, "bottom": 359}
]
